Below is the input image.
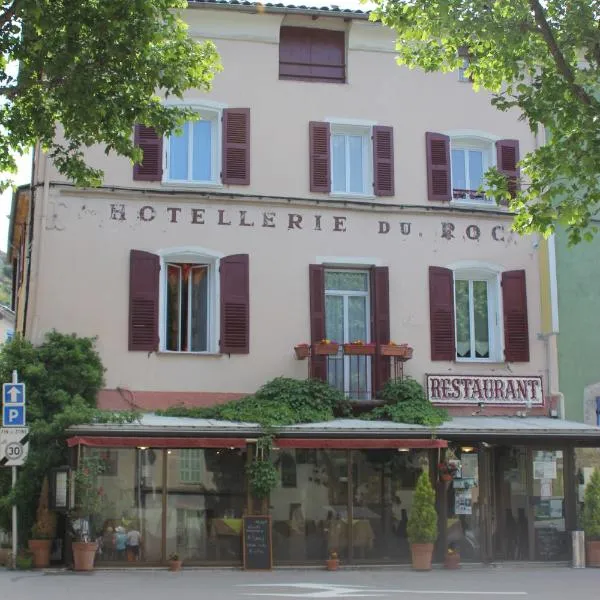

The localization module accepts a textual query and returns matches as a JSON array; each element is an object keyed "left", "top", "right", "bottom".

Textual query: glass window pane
[
  {"left": 169, "top": 122, "right": 189, "bottom": 180},
  {"left": 348, "top": 296, "right": 367, "bottom": 341},
  {"left": 192, "top": 120, "right": 212, "bottom": 181},
  {"left": 468, "top": 150, "right": 484, "bottom": 190},
  {"left": 473, "top": 280, "right": 489, "bottom": 358},
  {"left": 166, "top": 265, "right": 181, "bottom": 351},
  {"left": 325, "top": 295, "right": 343, "bottom": 343},
  {"left": 325, "top": 271, "right": 369, "bottom": 292},
  {"left": 451, "top": 149, "right": 466, "bottom": 190},
  {"left": 348, "top": 135, "right": 364, "bottom": 194},
  {"left": 455, "top": 279, "right": 471, "bottom": 358},
  {"left": 332, "top": 134, "right": 346, "bottom": 192},
  {"left": 190, "top": 266, "right": 208, "bottom": 352}
]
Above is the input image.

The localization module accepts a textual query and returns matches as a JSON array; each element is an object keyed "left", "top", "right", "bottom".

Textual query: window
[
  {"left": 458, "top": 58, "right": 470, "bottom": 82},
  {"left": 454, "top": 273, "right": 500, "bottom": 361},
  {"left": 331, "top": 126, "right": 371, "bottom": 195},
  {"left": 325, "top": 270, "right": 371, "bottom": 399},
  {"left": 450, "top": 138, "right": 493, "bottom": 202},
  {"left": 166, "top": 111, "right": 219, "bottom": 184},
  {"left": 179, "top": 449, "right": 204, "bottom": 484},
  {"left": 279, "top": 26, "right": 345, "bottom": 83}
]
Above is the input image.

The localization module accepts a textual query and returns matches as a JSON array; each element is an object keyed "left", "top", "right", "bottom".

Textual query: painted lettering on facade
[
  {"left": 108, "top": 204, "right": 508, "bottom": 241},
  {"left": 426, "top": 375, "right": 543, "bottom": 405}
]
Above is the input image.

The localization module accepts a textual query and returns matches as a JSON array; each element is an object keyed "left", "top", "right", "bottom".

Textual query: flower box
[
  {"left": 294, "top": 344, "right": 311, "bottom": 360},
  {"left": 380, "top": 343, "right": 413, "bottom": 358},
  {"left": 312, "top": 342, "right": 339, "bottom": 356},
  {"left": 343, "top": 343, "right": 376, "bottom": 356}
]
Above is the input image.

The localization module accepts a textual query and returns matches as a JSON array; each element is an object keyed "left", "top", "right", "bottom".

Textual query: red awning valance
[
  {"left": 67, "top": 436, "right": 248, "bottom": 448},
  {"left": 275, "top": 438, "right": 447, "bottom": 449}
]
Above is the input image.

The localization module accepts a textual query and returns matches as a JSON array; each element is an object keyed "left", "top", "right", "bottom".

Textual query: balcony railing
[{"left": 452, "top": 188, "right": 486, "bottom": 201}]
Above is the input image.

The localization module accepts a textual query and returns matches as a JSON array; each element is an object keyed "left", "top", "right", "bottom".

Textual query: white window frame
[
  {"left": 452, "top": 266, "right": 503, "bottom": 363},
  {"left": 329, "top": 124, "right": 373, "bottom": 197},
  {"left": 157, "top": 247, "right": 223, "bottom": 354},
  {"left": 163, "top": 107, "right": 222, "bottom": 186},
  {"left": 458, "top": 57, "right": 470, "bottom": 82},
  {"left": 450, "top": 137, "right": 495, "bottom": 204},
  {"left": 325, "top": 269, "right": 372, "bottom": 398}
]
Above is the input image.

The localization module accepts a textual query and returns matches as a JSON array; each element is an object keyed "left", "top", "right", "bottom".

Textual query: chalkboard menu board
[
  {"left": 243, "top": 515, "right": 272, "bottom": 570},
  {"left": 535, "top": 528, "right": 569, "bottom": 561}
]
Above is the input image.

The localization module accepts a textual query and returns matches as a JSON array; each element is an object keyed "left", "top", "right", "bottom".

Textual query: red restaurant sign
[{"left": 426, "top": 375, "right": 543, "bottom": 405}]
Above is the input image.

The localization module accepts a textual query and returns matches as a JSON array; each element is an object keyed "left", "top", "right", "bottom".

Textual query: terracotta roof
[{"left": 188, "top": 0, "right": 371, "bottom": 18}]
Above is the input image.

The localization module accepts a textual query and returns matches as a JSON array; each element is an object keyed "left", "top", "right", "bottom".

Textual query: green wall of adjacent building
[{"left": 556, "top": 229, "right": 600, "bottom": 422}]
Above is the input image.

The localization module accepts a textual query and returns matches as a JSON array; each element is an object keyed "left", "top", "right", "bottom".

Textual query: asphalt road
[{"left": 1, "top": 566, "right": 600, "bottom": 599}]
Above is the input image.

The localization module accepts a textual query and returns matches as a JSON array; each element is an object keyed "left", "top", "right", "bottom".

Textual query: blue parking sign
[{"left": 2, "top": 404, "right": 25, "bottom": 427}]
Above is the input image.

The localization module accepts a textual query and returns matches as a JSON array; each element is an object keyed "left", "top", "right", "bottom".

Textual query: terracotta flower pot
[
  {"left": 72, "top": 541, "right": 97, "bottom": 572},
  {"left": 410, "top": 543, "right": 434, "bottom": 571},
  {"left": 294, "top": 345, "right": 310, "bottom": 359},
  {"left": 444, "top": 553, "right": 461, "bottom": 570},
  {"left": 586, "top": 540, "right": 600, "bottom": 567},
  {"left": 343, "top": 343, "right": 376, "bottom": 356},
  {"left": 168, "top": 559, "right": 183, "bottom": 572},
  {"left": 326, "top": 558, "right": 339, "bottom": 571},
  {"left": 28, "top": 539, "right": 52, "bottom": 569},
  {"left": 312, "top": 342, "right": 339, "bottom": 356}
]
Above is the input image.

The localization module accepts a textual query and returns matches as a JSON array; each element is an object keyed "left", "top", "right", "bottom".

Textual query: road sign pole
[{"left": 11, "top": 369, "right": 17, "bottom": 570}]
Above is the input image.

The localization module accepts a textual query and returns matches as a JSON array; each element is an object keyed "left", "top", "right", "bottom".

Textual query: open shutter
[
  {"left": 309, "top": 122, "right": 330, "bottom": 193},
  {"left": 502, "top": 270, "right": 529, "bottom": 362},
  {"left": 373, "top": 126, "right": 394, "bottom": 196},
  {"left": 372, "top": 266, "right": 391, "bottom": 395},
  {"left": 222, "top": 108, "right": 250, "bottom": 185},
  {"left": 496, "top": 139, "right": 520, "bottom": 201},
  {"left": 426, "top": 132, "right": 451, "bottom": 201},
  {"left": 220, "top": 254, "right": 250, "bottom": 354},
  {"left": 429, "top": 266, "right": 455, "bottom": 360},
  {"left": 309, "top": 264, "right": 327, "bottom": 381},
  {"left": 129, "top": 250, "right": 160, "bottom": 351},
  {"left": 133, "top": 126, "right": 163, "bottom": 182}
]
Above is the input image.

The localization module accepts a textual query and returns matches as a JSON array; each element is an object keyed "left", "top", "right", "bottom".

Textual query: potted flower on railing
[
  {"left": 312, "top": 339, "right": 339, "bottom": 355},
  {"left": 438, "top": 460, "right": 459, "bottom": 483},
  {"left": 294, "top": 343, "right": 311, "bottom": 360},
  {"left": 379, "top": 342, "right": 413, "bottom": 359},
  {"left": 343, "top": 340, "right": 376, "bottom": 355}
]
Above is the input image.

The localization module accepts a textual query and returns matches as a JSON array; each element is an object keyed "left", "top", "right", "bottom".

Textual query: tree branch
[
  {"left": 0, "top": 1, "right": 18, "bottom": 29},
  {"left": 528, "top": 0, "right": 596, "bottom": 108}
]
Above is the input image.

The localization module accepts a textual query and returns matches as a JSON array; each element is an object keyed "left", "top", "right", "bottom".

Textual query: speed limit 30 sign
[{"left": 0, "top": 427, "right": 29, "bottom": 466}]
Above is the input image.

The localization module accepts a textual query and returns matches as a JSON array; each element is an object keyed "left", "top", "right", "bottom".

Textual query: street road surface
[{"left": 1, "top": 566, "right": 599, "bottom": 599}]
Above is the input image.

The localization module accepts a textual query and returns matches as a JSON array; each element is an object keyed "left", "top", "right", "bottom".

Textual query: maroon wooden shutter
[
  {"left": 429, "top": 266, "right": 456, "bottom": 360},
  {"left": 496, "top": 139, "right": 520, "bottom": 200},
  {"left": 222, "top": 108, "right": 250, "bottom": 185},
  {"left": 502, "top": 270, "right": 529, "bottom": 362},
  {"left": 309, "top": 264, "right": 327, "bottom": 381},
  {"left": 133, "top": 125, "right": 163, "bottom": 182},
  {"left": 371, "top": 266, "right": 391, "bottom": 395},
  {"left": 426, "top": 132, "right": 451, "bottom": 201},
  {"left": 220, "top": 254, "right": 250, "bottom": 354},
  {"left": 129, "top": 250, "right": 160, "bottom": 351},
  {"left": 373, "top": 126, "right": 394, "bottom": 196},
  {"left": 309, "top": 122, "right": 330, "bottom": 193}
]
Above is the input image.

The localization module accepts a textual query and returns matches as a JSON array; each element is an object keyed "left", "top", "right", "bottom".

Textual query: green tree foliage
[
  {"left": 406, "top": 470, "right": 438, "bottom": 545},
  {"left": 583, "top": 468, "right": 600, "bottom": 540},
  {"left": 372, "top": 0, "right": 600, "bottom": 244},
  {"left": 0, "top": 0, "right": 221, "bottom": 188},
  {"left": 0, "top": 332, "right": 137, "bottom": 540}
]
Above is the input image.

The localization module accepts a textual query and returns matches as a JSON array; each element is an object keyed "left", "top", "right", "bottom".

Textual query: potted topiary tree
[
  {"left": 407, "top": 470, "right": 438, "bottom": 571},
  {"left": 28, "top": 477, "right": 57, "bottom": 568},
  {"left": 583, "top": 468, "right": 600, "bottom": 567}
]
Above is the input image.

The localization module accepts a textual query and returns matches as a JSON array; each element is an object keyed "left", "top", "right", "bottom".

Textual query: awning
[
  {"left": 66, "top": 436, "right": 248, "bottom": 448},
  {"left": 275, "top": 438, "right": 447, "bottom": 449}
]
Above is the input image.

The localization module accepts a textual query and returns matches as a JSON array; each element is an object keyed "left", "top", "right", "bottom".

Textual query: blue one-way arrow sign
[{"left": 3, "top": 383, "right": 25, "bottom": 405}]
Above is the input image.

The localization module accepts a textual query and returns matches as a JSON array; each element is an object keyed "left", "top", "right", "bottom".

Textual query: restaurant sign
[{"left": 426, "top": 375, "right": 543, "bottom": 406}]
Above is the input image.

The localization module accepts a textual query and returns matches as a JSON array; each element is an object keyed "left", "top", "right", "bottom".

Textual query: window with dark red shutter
[
  {"left": 220, "top": 254, "right": 250, "bottom": 354},
  {"left": 373, "top": 126, "right": 394, "bottom": 197},
  {"left": 279, "top": 27, "right": 345, "bottom": 83},
  {"left": 309, "top": 264, "right": 327, "bottom": 381},
  {"left": 129, "top": 250, "right": 160, "bottom": 351},
  {"left": 371, "top": 266, "right": 391, "bottom": 393},
  {"left": 429, "top": 266, "right": 456, "bottom": 360},
  {"left": 309, "top": 122, "right": 331, "bottom": 193},
  {"left": 426, "top": 132, "right": 451, "bottom": 201},
  {"left": 496, "top": 139, "right": 520, "bottom": 199},
  {"left": 133, "top": 125, "right": 163, "bottom": 182},
  {"left": 222, "top": 108, "right": 250, "bottom": 185},
  {"left": 502, "top": 270, "right": 529, "bottom": 362}
]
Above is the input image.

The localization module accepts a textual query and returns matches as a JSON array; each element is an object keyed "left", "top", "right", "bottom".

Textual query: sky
[{"left": 0, "top": 0, "right": 376, "bottom": 253}]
